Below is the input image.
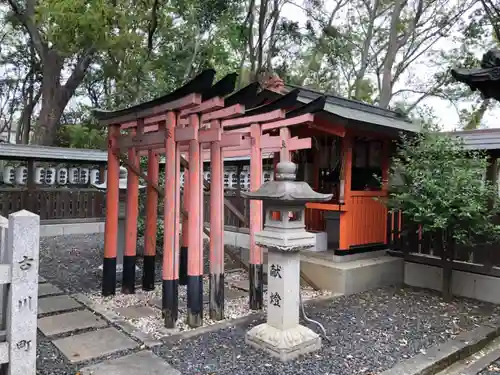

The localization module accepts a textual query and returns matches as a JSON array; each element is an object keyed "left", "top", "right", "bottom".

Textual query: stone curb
[
  {"left": 160, "top": 312, "right": 263, "bottom": 343},
  {"left": 161, "top": 292, "right": 341, "bottom": 342},
  {"left": 72, "top": 293, "right": 163, "bottom": 349},
  {"left": 379, "top": 318, "right": 500, "bottom": 375},
  {"left": 455, "top": 343, "right": 500, "bottom": 375}
]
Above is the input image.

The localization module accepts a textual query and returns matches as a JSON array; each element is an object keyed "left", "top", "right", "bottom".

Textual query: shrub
[{"left": 385, "top": 126, "right": 500, "bottom": 300}]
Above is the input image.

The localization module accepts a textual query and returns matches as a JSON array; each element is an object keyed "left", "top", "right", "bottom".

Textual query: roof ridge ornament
[{"left": 257, "top": 68, "right": 285, "bottom": 94}]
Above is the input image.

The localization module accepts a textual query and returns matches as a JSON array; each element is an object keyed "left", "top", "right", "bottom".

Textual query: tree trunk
[
  {"left": 34, "top": 100, "right": 66, "bottom": 146},
  {"left": 464, "top": 99, "right": 490, "bottom": 130},
  {"left": 255, "top": 0, "right": 269, "bottom": 78},
  {"left": 33, "top": 48, "right": 93, "bottom": 145},
  {"left": 379, "top": 0, "right": 404, "bottom": 108},
  {"left": 16, "top": 90, "right": 41, "bottom": 144},
  {"left": 34, "top": 60, "right": 66, "bottom": 146},
  {"left": 265, "top": 0, "right": 281, "bottom": 70},
  {"left": 353, "top": 0, "right": 379, "bottom": 99}
]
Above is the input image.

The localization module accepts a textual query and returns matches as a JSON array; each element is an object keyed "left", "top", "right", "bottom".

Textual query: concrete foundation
[
  {"left": 228, "top": 231, "right": 404, "bottom": 296},
  {"left": 40, "top": 220, "right": 105, "bottom": 237},
  {"left": 300, "top": 253, "right": 404, "bottom": 295},
  {"left": 404, "top": 262, "right": 500, "bottom": 304}
]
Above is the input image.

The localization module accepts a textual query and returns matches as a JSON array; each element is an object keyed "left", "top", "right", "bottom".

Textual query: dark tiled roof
[
  {"left": 282, "top": 84, "right": 418, "bottom": 133},
  {"left": 446, "top": 128, "right": 500, "bottom": 150},
  {"left": 285, "top": 84, "right": 409, "bottom": 120}
]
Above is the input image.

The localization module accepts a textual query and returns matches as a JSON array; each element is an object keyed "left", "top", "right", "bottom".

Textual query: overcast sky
[{"left": 282, "top": 1, "right": 498, "bottom": 131}]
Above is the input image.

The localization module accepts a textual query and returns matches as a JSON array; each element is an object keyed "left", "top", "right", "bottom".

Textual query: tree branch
[
  {"left": 6, "top": 0, "right": 47, "bottom": 62},
  {"left": 62, "top": 47, "right": 96, "bottom": 104}
]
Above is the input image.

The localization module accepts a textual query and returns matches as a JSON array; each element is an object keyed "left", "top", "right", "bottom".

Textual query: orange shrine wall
[
  {"left": 302, "top": 127, "right": 391, "bottom": 251},
  {"left": 339, "top": 192, "right": 388, "bottom": 250}
]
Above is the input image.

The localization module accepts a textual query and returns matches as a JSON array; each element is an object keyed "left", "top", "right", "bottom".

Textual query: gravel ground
[
  {"left": 39, "top": 233, "right": 241, "bottom": 294},
  {"left": 38, "top": 234, "right": 500, "bottom": 375},
  {"left": 85, "top": 270, "right": 332, "bottom": 339},
  {"left": 153, "top": 287, "right": 500, "bottom": 375}
]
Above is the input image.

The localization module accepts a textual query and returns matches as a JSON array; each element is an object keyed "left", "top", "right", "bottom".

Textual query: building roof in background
[
  {"left": 0, "top": 143, "right": 108, "bottom": 162},
  {"left": 446, "top": 128, "right": 500, "bottom": 151},
  {"left": 0, "top": 143, "right": 269, "bottom": 163},
  {"left": 284, "top": 84, "right": 420, "bottom": 133}
]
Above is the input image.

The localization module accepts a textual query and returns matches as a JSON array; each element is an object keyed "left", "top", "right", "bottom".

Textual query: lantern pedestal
[
  {"left": 246, "top": 250, "right": 321, "bottom": 361},
  {"left": 241, "top": 161, "right": 332, "bottom": 362}
]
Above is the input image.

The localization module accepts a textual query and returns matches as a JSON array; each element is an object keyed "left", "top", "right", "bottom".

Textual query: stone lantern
[{"left": 241, "top": 160, "right": 332, "bottom": 361}]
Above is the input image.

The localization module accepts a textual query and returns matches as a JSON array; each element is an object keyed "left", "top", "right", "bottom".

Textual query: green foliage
[
  {"left": 2, "top": 0, "right": 499, "bottom": 140},
  {"left": 387, "top": 127, "right": 500, "bottom": 245},
  {"left": 34, "top": 0, "right": 144, "bottom": 55},
  {"left": 56, "top": 123, "right": 106, "bottom": 149}
]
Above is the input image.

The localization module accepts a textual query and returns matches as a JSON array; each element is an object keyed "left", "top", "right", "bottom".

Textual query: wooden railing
[
  {"left": 0, "top": 187, "right": 106, "bottom": 221},
  {"left": 203, "top": 192, "right": 250, "bottom": 229},
  {"left": 387, "top": 211, "right": 500, "bottom": 277}
]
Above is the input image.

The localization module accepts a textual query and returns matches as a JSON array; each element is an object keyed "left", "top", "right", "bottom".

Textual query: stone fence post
[{"left": 0, "top": 210, "right": 40, "bottom": 375}]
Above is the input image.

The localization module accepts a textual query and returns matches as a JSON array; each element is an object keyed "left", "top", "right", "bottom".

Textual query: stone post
[
  {"left": 0, "top": 215, "right": 8, "bottom": 330},
  {"left": 7, "top": 210, "right": 39, "bottom": 375},
  {"left": 267, "top": 251, "right": 300, "bottom": 330}
]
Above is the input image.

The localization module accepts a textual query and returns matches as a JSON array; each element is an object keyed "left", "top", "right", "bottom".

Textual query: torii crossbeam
[{"left": 93, "top": 70, "right": 323, "bottom": 329}]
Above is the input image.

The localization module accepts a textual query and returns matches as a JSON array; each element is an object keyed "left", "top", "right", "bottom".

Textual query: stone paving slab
[
  {"left": 115, "top": 305, "right": 156, "bottom": 320},
  {"left": 148, "top": 298, "right": 161, "bottom": 309},
  {"left": 38, "top": 309, "right": 107, "bottom": 336},
  {"left": 79, "top": 351, "right": 180, "bottom": 375},
  {"left": 230, "top": 279, "right": 249, "bottom": 291},
  {"left": 225, "top": 287, "right": 247, "bottom": 300},
  {"left": 230, "top": 279, "right": 267, "bottom": 292},
  {"left": 38, "top": 283, "right": 63, "bottom": 297},
  {"left": 52, "top": 327, "right": 138, "bottom": 363},
  {"left": 38, "top": 295, "right": 82, "bottom": 315}
]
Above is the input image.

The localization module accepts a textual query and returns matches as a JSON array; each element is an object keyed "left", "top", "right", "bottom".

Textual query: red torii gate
[{"left": 93, "top": 70, "right": 316, "bottom": 328}]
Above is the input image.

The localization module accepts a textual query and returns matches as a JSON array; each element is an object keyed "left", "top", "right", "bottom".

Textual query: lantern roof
[{"left": 241, "top": 161, "right": 332, "bottom": 203}]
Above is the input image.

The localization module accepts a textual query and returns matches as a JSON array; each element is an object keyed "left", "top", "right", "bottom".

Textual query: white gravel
[{"left": 85, "top": 269, "right": 332, "bottom": 339}]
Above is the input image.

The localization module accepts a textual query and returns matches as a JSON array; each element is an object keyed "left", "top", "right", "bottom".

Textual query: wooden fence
[
  {"left": 203, "top": 192, "right": 250, "bottom": 229},
  {"left": 387, "top": 211, "right": 500, "bottom": 278},
  {"left": 0, "top": 210, "right": 39, "bottom": 374},
  {"left": 204, "top": 193, "right": 331, "bottom": 232},
  {"left": 0, "top": 188, "right": 105, "bottom": 221}
]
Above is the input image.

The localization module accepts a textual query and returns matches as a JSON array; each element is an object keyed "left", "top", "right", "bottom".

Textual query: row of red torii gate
[{"left": 93, "top": 70, "right": 413, "bottom": 328}]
